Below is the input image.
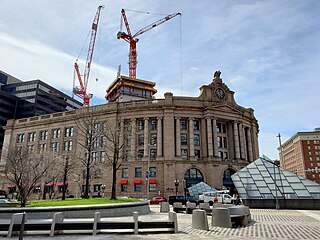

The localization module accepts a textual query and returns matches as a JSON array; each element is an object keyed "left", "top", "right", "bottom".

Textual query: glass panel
[
  {"left": 231, "top": 175, "right": 240, "bottom": 182},
  {"left": 247, "top": 164, "right": 257, "bottom": 169},
  {"left": 257, "top": 165, "right": 267, "bottom": 171},
  {"left": 256, "top": 181, "right": 267, "bottom": 187},
  {"left": 238, "top": 172, "right": 251, "bottom": 178},
  {"left": 271, "top": 190, "right": 282, "bottom": 197},
  {"left": 248, "top": 168, "right": 260, "bottom": 174},
  {"left": 260, "top": 171, "right": 270, "bottom": 177},
  {"left": 295, "top": 190, "right": 311, "bottom": 197},
  {"left": 243, "top": 184, "right": 257, "bottom": 191},
  {"left": 247, "top": 191, "right": 261, "bottom": 197},
  {"left": 241, "top": 178, "right": 254, "bottom": 184},
  {"left": 283, "top": 187, "right": 294, "bottom": 193},
  {"left": 282, "top": 170, "right": 294, "bottom": 177},
  {"left": 306, "top": 186, "right": 320, "bottom": 193},
  {"left": 291, "top": 183, "right": 305, "bottom": 189},
  {"left": 237, "top": 188, "right": 247, "bottom": 194},
  {"left": 301, "top": 180, "right": 318, "bottom": 186},
  {"left": 264, "top": 177, "right": 274, "bottom": 184},
  {"left": 279, "top": 180, "right": 290, "bottom": 186},
  {"left": 261, "top": 193, "right": 274, "bottom": 199},
  {"left": 252, "top": 175, "right": 263, "bottom": 181},
  {"left": 286, "top": 176, "right": 301, "bottom": 183},
  {"left": 259, "top": 188, "right": 271, "bottom": 194},
  {"left": 267, "top": 167, "right": 276, "bottom": 174}
]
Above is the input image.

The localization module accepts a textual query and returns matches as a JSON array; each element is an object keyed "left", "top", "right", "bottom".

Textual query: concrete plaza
[{"left": 2, "top": 205, "right": 320, "bottom": 240}]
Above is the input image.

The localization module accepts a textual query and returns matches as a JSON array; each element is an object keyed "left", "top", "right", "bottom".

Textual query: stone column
[
  {"left": 189, "top": 118, "right": 195, "bottom": 157},
  {"left": 144, "top": 118, "right": 149, "bottom": 157},
  {"left": 176, "top": 118, "right": 181, "bottom": 157},
  {"left": 239, "top": 123, "right": 246, "bottom": 160},
  {"left": 233, "top": 122, "right": 240, "bottom": 159},
  {"left": 163, "top": 108, "right": 175, "bottom": 159},
  {"left": 131, "top": 119, "right": 136, "bottom": 160},
  {"left": 157, "top": 117, "right": 162, "bottom": 157},
  {"left": 213, "top": 118, "right": 218, "bottom": 157},
  {"left": 206, "top": 118, "right": 214, "bottom": 157},
  {"left": 247, "top": 128, "right": 253, "bottom": 162}
]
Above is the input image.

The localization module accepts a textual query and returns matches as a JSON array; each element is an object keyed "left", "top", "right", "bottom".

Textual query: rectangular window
[
  {"left": 65, "top": 127, "right": 74, "bottom": 137},
  {"left": 181, "top": 149, "right": 188, "bottom": 158},
  {"left": 94, "top": 184, "right": 102, "bottom": 192},
  {"left": 101, "top": 136, "right": 106, "bottom": 147},
  {"left": 17, "top": 134, "right": 25, "bottom": 143},
  {"left": 150, "top": 133, "right": 157, "bottom": 145},
  {"left": 137, "top": 120, "right": 144, "bottom": 131},
  {"left": 138, "top": 134, "right": 144, "bottom": 145},
  {"left": 181, "top": 133, "right": 188, "bottom": 145},
  {"left": 39, "top": 143, "right": 47, "bottom": 153},
  {"left": 137, "top": 150, "right": 144, "bottom": 159},
  {"left": 150, "top": 119, "right": 157, "bottom": 130},
  {"left": 149, "top": 183, "right": 156, "bottom": 192},
  {"left": 92, "top": 151, "right": 99, "bottom": 162},
  {"left": 121, "top": 184, "right": 128, "bottom": 192},
  {"left": 40, "top": 130, "right": 48, "bottom": 141},
  {"left": 135, "top": 167, "right": 142, "bottom": 177},
  {"left": 93, "top": 139, "right": 99, "bottom": 148},
  {"left": 193, "top": 120, "right": 200, "bottom": 131},
  {"left": 224, "top": 152, "right": 228, "bottom": 159},
  {"left": 218, "top": 151, "right": 223, "bottom": 158},
  {"left": 122, "top": 168, "right": 128, "bottom": 178},
  {"left": 150, "top": 149, "right": 157, "bottom": 159},
  {"left": 195, "top": 149, "right": 201, "bottom": 159},
  {"left": 100, "top": 151, "right": 106, "bottom": 162},
  {"left": 124, "top": 150, "right": 131, "bottom": 161},
  {"left": 28, "top": 132, "right": 36, "bottom": 142},
  {"left": 180, "top": 119, "right": 187, "bottom": 130},
  {"left": 94, "top": 169, "right": 102, "bottom": 179},
  {"left": 149, "top": 167, "right": 156, "bottom": 177},
  {"left": 52, "top": 142, "right": 59, "bottom": 152},
  {"left": 134, "top": 184, "right": 141, "bottom": 192},
  {"left": 28, "top": 145, "right": 34, "bottom": 153},
  {"left": 194, "top": 134, "right": 200, "bottom": 146},
  {"left": 217, "top": 136, "right": 223, "bottom": 148},
  {"left": 64, "top": 140, "right": 72, "bottom": 151},
  {"left": 52, "top": 129, "right": 61, "bottom": 139},
  {"left": 223, "top": 137, "right": 228, "bottom": 148}
]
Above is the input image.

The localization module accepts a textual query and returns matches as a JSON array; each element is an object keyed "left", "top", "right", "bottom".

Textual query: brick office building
[
  {"left": 0, "top": 72, "right": 259, "bottom": 199},
  {"left": 278, "top": 129, "right": 320, "bottom": 184}
]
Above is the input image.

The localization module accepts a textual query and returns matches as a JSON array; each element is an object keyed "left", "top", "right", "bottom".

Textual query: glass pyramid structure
[
  {"left": 231, "top": 157, "right": 320, "bottom": 199},
  {"left": 187, "top": 181, "right": 216, "bottom": 200}
]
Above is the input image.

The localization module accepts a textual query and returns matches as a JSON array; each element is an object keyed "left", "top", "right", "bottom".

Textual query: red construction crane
[
  {"left": 73, "top": 5, "right": 104, "bottom": 106},
  {"left": 117, "top": 9, "right": 181, "bottom": 79}
]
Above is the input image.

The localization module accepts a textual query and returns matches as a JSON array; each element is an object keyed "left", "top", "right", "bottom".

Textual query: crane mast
[
  {"left": 73, "top": 5, "right": 104, "bottom": 106},
  {"left": 117, "top": 9, "right": 181, "bottom": 79}
]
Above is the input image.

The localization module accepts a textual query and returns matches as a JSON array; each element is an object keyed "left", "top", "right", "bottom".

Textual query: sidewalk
[{"left": 2, "top": 205, "right": 320, "bottom": 240}]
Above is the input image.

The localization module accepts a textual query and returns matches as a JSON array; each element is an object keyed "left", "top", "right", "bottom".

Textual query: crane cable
[
  {"left": 76, "top": 30, "right": 91, "bottom": 62},
  {"left": 124, "top": 9, "right": 169, "bottom": 16},
  {"left": 179, "top": 14, "right": 183, "bottom": 96}
]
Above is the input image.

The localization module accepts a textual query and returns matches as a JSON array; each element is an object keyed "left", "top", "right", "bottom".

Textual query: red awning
[
  {"left": 133, "top": 180, "right": 142, "bottom": 184},
  {"left": 33, "top": 183, "right": 41, "bottom": 187},
  {"left": 7, "top": 184, "right": 16, "bottom": 188},
  {"left": 57, "top": 182, "right": 68, "bottom": 187},
  {"left": 119, "top": 180, "right": 128, "bottom": 185},
  {"left": 46, "top": 182, "right": 54, "bottom": 187},
  {"left": 149, "top": 179, "right": 157, "bottom": 184}
]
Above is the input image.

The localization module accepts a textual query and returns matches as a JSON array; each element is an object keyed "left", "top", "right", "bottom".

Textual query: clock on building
[{"left": 215, "top": 88, "right": 225, "bottom": 99}]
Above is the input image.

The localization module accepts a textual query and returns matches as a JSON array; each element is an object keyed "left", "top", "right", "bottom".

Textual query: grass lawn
[{"left": 27, "top": 197, "right": 140, "bottom": 207}]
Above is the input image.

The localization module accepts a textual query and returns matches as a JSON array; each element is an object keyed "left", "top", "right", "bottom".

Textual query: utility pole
[{"left": 277, "top": 133, "right": 284, "bottom": 167}]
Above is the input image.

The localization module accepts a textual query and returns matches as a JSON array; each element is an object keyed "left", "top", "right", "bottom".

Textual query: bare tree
[
  {"left": 75, "top": 109, "right": 105, "bottom": 199},
  {"left": 105, "top": 116, "right": 131, "bottom": 200},
  {"left": 5, "top": 148, "right": 56, "bottom": 207}
]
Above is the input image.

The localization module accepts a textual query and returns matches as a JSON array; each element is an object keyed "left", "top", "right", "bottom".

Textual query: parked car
[
  {"left": 149, "top": 196, "right": 167, "bottom": 204},
  {"left": 0, "top": 199, "right": 10, "bottom": 203},
  {"left": 168, "top": 195, "right": 197, "bottom": 205}
]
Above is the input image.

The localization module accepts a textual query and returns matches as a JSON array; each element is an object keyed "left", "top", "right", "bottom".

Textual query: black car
[{"left": 168, "top": 195, "right": 197, "bottom": 205}]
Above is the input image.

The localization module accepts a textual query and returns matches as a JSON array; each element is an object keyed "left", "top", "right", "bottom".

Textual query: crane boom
[
  {"left": 73, "top": 5, "right": 104, "bottom": 106},
  {"left": 117, "top": 9, "right": 181, "bottom": 79}
]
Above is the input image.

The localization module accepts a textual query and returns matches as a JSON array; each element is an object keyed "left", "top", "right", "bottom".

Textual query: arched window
[
  {"left": 184, "top": 168, "right": 204, "bottom": 188},
  {"left": 223, "top": 168, "right": 236, "bottom": 187}
]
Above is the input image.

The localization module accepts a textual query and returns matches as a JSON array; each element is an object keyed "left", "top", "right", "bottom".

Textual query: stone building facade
[{"left": 0, "top": 73, "right": 259, "bottom": 199}]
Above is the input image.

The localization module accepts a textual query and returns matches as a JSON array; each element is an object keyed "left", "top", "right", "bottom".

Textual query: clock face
[{"left": 215, "top": 88, "right": 225, "bottom": 99}]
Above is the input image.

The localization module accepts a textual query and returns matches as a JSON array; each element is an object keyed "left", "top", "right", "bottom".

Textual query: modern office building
[
  {"left": 278, "top": 129, "right": 320, "bottom": 184},
  {"left": 0, "top": 72, "right": 259, "bottom": 199},
  {"left": 0, "top": 70, "right": 83, "bottom": 150}
]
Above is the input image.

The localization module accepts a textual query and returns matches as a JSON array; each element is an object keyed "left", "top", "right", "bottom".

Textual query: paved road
[{"left": 1, "top": 205, "right": 320, "bottom": 240}]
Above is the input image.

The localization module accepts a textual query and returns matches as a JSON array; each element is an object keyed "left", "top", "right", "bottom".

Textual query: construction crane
[
  {"left": 73, "top": 5, "right": 104, "bottom": 106},
  {"left": 117, "top": 9, "right": 181, "bottom": 79}
]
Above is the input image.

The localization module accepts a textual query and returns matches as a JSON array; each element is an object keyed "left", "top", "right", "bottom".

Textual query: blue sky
[{"left": 1, "top": 0, "right": 319, "bottom": 159}]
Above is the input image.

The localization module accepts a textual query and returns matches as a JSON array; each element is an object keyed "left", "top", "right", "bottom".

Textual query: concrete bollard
[
  {"left": 229, "top": 205, "right": 249, "bottom": 225},
  {"left": 160, "top": 202, "right": 170, "bottom": 212},
  {"left": 192, "top": 209, "right": 209, "bottom": 230},
  {"left": 212, "top": 207, "right": 232, "bottom": 228}
]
